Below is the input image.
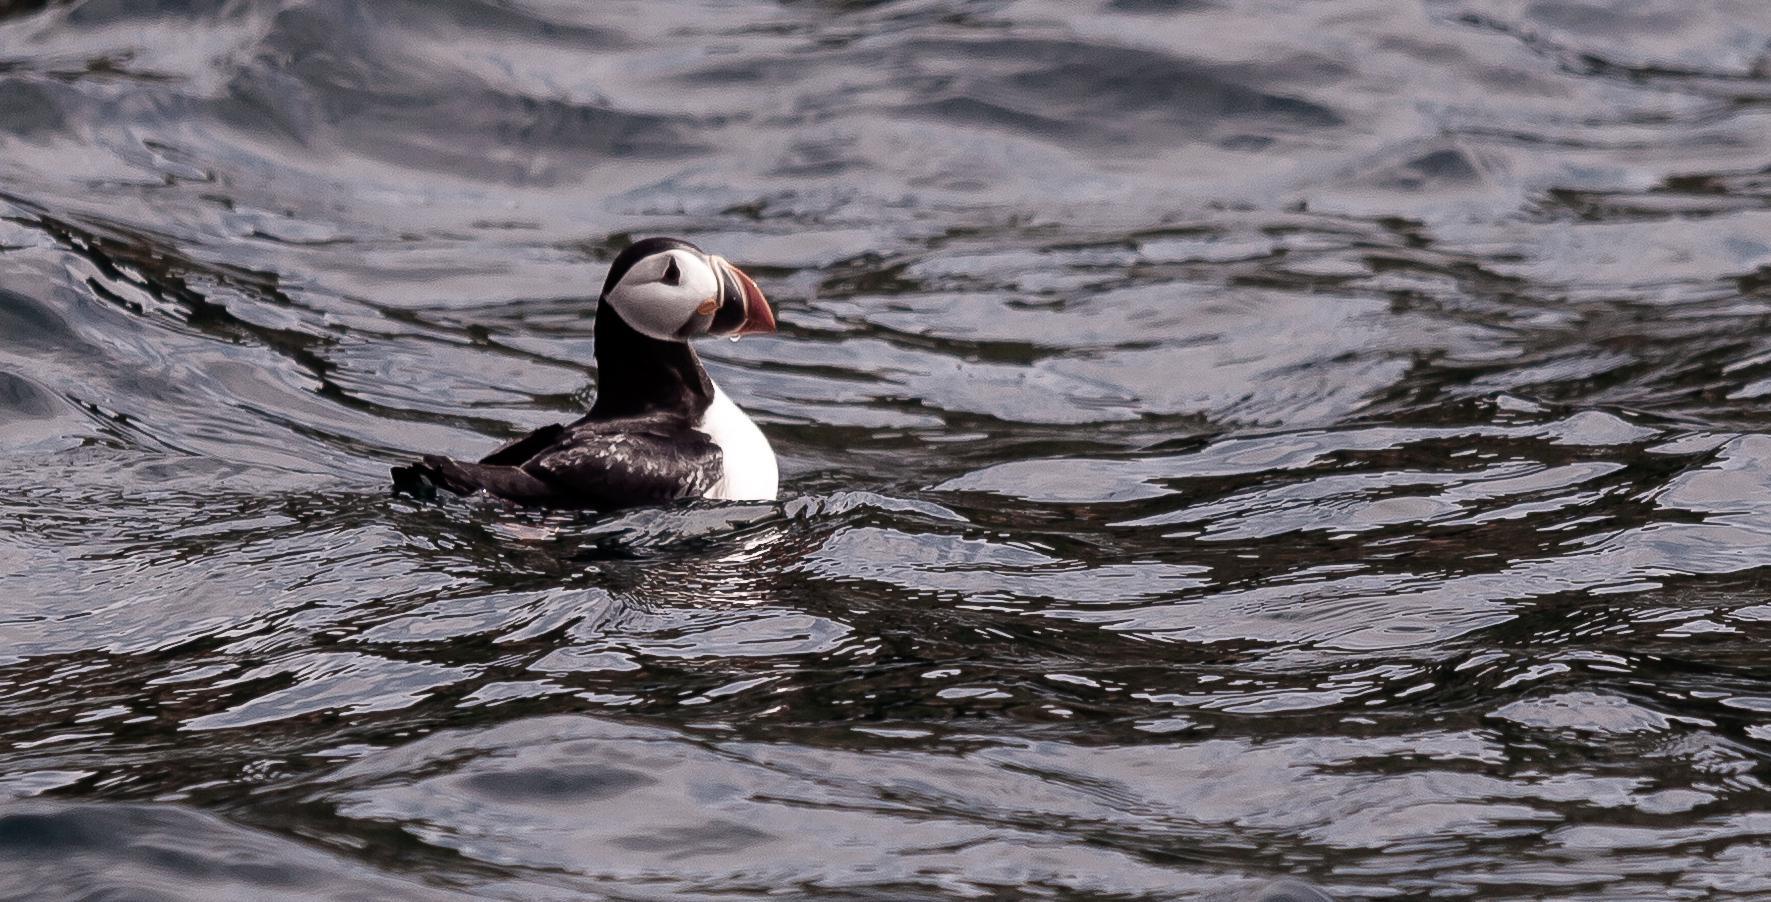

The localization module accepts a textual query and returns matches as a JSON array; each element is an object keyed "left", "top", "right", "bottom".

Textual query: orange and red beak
[{"left": 708, "top": 255, "right": 776, "bottom": 338}]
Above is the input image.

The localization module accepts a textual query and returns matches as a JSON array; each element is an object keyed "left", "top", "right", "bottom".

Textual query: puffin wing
[
  {"left": 478, "top": 422, "right": 566, "bottom": 466},
  {"left": 393, "top": 417, "right": 722, "bottom": 510},
  {"left": 391, "top": 421, "right": 566, "bottom": 501},
  {"left": 523, "top": 419, "right": 723, "bottom": 509},
  {"left": 403, "top": 454, "right": 556, "bottom": 504}
]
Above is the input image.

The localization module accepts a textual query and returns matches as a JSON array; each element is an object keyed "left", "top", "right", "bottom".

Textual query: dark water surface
[{"left": 5, "top": 0, "right": 1771, "bottom": 898}]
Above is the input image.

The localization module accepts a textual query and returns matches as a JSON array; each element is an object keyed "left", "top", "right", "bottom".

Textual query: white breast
[{"left": 697, "top": 382, "right": 778, "bottom": 501}]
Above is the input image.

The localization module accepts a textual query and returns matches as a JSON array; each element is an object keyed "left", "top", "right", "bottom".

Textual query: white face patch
[{"left": 603, "top": 249, "right": 719, "bottom": 341}]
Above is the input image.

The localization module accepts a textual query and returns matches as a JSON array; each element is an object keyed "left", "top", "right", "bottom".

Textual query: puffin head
[{"left": 599, "top": 237, "right": 777, "bottom": 342}]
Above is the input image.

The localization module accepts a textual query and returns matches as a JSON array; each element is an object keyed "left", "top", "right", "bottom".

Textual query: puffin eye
[{"left": 661, "top": 256, "right": 681, "bottom": 286}]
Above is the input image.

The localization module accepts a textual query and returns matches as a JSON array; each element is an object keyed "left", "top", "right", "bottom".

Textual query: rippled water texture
[{"left": 6, "top": 1, "right": 1771, "bottom": 898}]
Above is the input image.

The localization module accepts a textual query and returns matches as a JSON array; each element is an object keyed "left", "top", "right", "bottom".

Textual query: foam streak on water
[{"left": 5, "top": 1, "right": 1771, "bottom": 898}]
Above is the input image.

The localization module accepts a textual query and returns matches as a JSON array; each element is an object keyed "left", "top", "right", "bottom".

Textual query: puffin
[{"left": 392, "top": 237, "right": 779, "bottom": 510}]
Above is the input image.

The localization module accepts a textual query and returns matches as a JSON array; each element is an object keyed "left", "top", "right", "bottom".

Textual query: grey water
[{"left": 4, "top": 0, "right": 1771, "bottom": 899}]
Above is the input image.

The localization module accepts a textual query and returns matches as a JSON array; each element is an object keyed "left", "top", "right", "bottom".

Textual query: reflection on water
[{"left": 5, "top": 0, "right": 1771, "bottom": 898}]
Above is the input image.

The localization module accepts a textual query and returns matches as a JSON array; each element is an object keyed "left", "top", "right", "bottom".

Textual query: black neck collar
[{"left": 590, "top": 301, "right": 713, "bottom": 420}]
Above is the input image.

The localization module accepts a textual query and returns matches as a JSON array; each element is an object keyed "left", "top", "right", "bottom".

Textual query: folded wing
[{"left": 393, "top": 417, "right": 722, "bottom": 510}]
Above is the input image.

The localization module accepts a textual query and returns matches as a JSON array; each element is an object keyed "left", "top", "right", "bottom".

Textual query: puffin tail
[
  {"left": 391, "top": 455, "right": 552, "bottom": 504},
  {"left": 391, "top": 458, "right": 441, "bottom": 499}
]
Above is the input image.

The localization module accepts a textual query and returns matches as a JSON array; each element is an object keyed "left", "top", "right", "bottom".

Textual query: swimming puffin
[{"left": 392, "top": 237, "right": 779, "bottom": 510}]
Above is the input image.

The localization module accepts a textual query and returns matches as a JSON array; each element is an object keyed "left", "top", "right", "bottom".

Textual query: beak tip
[{"left": 741, "top": 302, "right": 777, "bottom": 336}]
